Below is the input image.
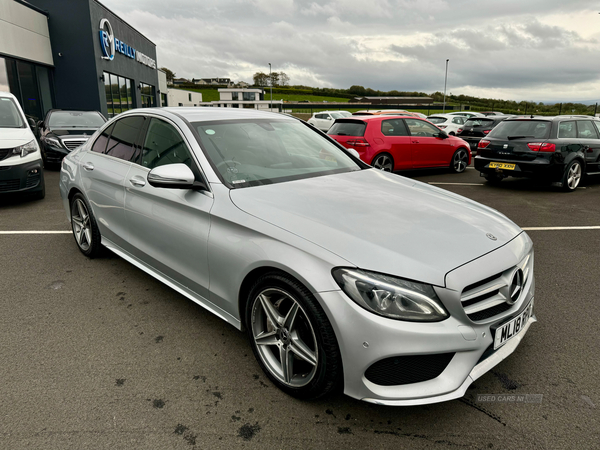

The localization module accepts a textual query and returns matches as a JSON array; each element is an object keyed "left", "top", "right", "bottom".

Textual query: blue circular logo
[{"left": 99, "top": 19, "right": 114, "bottom": 61}]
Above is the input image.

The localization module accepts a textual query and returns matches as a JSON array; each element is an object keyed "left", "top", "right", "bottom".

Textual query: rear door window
[
  {"left": 327, "top": 120, "right": 366, "bottom": 136},
  {"left": 105, "top": 116, "right": 145, "bottom": 161},
  {"left": 576, "top": 121, "right": 599, "bottom": 139}
]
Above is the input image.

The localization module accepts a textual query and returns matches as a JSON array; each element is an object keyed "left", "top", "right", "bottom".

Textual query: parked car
[
  {"left": 480, "top": 111, "right": 505, "bottom": 116},
  {"left": 60, "top": 107, "right": 536, "bottom": 405},
  {"left": 426, "top": 114, "right": 466, "bottom": 135},
  {"left": 38, "top": 109, "right": 107, "bottom": 166},
  {"left": 328, "top": 115, "right": 471, "bottom": 173},
  {"left": 475, "top": 115, "right": 600, "bottom": 191},
  {"left": 0, "top": 91, "right": 45, "bottom": 200},
  {"left": 307, "top": 111, "right": 350, "bottom": 131},
  {"left": 353, "top": 110, "right": 427, "bottom": 119},
  {"left": 457, "top": 115, "right": 509, "bottom": 154},
  {"left": 446, "top": 111, "right": 485, "bottom": 118}
]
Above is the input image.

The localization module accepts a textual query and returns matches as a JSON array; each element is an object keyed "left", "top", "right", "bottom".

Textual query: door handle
[
  {"left": 412, "top": 140, "right": 420, "bottom": 144},
  {"left": 129, "top": 177, "right": 146, "bottom": 187},
  {"left": 82, "top": 162, "right": 94, "bottom": 171}
]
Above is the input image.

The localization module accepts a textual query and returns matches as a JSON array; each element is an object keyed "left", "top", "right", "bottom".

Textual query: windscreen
[
  {"left": 0, "top": 97, "right": 25, "bottom": 128},
  {"left": 193, "top": 119, "right": 361, "bottom": 188},
  {"left": 49, "top": 111, "right": 106, "bottom": 128},
  {"left": 464, "top": 118, "right": 494, "bottom": 127},
  {"left": 488, "top": 120, "right": 551, "bottom": 140},
  {"left": 327, "top": 120, "right": 366, "bottom": 136},
  {"left": 427, "top": 117, "right": 447, "bottom": 124}
]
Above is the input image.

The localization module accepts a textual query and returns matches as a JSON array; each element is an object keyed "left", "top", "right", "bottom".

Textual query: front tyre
[
  {"left": 562, "top": 159, "right": 582, "bottom": 192},
  {"left": 70, "top": 193, "right": 102, "bottom": 258},
  {"left": 246, "top": 272, "right": 342, "bottom": 400},
  {"left": 450, "top": 148, "right": 469, "bottom": 173}
]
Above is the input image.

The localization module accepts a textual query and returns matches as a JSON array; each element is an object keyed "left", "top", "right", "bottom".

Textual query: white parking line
[
  {"left": 0, "top": 231, "right": 71, "bottom": 234},
  {"left": 522, "top": 226, "right": 600, "bottom": 231}
]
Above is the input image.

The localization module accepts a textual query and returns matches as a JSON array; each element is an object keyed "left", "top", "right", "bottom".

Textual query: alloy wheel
[
  {"left": 567, "top": 162, "right": 582, "bottom": 190},
  {"left": 71, "top": 198, "right": 92, "bottom": 251},
  {"left": 372, "top": 154, "right": 393, "bottom": 172},
  {"left": 453, "top": 149, "right": 468, "bottom": 173},
  {"left": 251, "top": 288, "right": 318, "bottom": 387}
]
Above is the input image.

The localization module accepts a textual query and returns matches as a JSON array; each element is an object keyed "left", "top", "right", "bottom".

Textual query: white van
[{"left": 0, "top": 91, "right": 45, "bottom": 199}]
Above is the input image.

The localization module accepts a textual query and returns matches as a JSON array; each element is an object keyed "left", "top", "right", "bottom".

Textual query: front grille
[
  {"left": 25, "top": 172, "right": 41, "bottom": 188},
  {"left": 0, "top": 179, "right": 21, "bottom": 192},
  {"left": 62, "top": 139, "right": 87, "bottom": 150},
  {"left": 0, "top": 148, "right": 13, "bottom": 161},
  {"left": 365, "top": 353, "right": 455, "bottom": 386},
  {"left": 461, "top": 252, "right": 533, "bottom": 322}
]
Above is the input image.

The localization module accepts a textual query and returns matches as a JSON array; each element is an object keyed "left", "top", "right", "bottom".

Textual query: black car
[
  {"left": 457, "top": 115, "right": 509, "bottom": 154},
  {"left": 38, "top": 110, "right": 106, "bottom": 166},
  {"left": 474, "top": 116, "right": 600, "bottom": 191}
]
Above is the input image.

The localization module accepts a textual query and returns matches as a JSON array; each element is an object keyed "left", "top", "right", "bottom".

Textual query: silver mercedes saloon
[{"left": 59, "top": 107, "right": 536, "bottom": 405}]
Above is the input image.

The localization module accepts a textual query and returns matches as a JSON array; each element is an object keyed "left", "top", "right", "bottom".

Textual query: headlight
[
  {"left": 332, "top": 268, "right": 448, "bottom": 322},
  {"left": 12, "top": 140, "right": 38, "bottom": 158},
  {"left": 44, "top": 136, "right": 62, "bottom": 148}
]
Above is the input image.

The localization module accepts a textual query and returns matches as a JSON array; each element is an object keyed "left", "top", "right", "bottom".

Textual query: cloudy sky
[{"left": 102, "top": 0, "right": 600, "bottom": 103}]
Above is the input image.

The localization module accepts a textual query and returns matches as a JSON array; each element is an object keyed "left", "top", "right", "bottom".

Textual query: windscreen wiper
[{"left": 507, "top": 135, "right": 535, "bottom": 140}]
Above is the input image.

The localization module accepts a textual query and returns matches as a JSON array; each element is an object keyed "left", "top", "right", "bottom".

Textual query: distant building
[
  {"left": 351, "top": 96, "right": 433, "bottom": 105},
  {"left": 172, "top": 77, "right": 191, "bottom": 86},
  {"left": 193, "top": 77, "right": 233, "bottom": 87},
  {"left": 167, "top": 88, "right": 202, "bottom": 107},
  {"left": 199, "top": 88, "right": 282, "bottom": 112}
]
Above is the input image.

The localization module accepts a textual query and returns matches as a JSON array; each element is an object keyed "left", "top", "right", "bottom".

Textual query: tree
[
  {"left": 279, "top": 72, "right": 290, "bottom": 86},
  {"left": 253, "top": 72, "right": 268, "bottom": 87},
  {"left": 269, "top": 71, "right": 279, "bottom": 87},
  {"left": 160, "top": 67, "right": 175, "bottom": 84}
]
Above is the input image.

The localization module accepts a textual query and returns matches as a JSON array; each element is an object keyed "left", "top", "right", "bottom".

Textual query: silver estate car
[{"left": 59, "top": 108, "right": 536, "bottom": 405}]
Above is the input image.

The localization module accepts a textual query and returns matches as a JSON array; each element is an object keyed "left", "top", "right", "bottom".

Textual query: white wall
[
  {"left": 0, "top": 0, "right": 53, "bottom": 66},
  {"left": 167, "top": 88, "right": 202, "bottom": 106}
]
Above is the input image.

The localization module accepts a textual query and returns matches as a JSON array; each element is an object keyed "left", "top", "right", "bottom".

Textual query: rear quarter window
[{"left": 327, "top": 121, "right": 366, "bottom": 137}]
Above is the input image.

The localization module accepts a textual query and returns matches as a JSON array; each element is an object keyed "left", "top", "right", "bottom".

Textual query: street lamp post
[
  {"left": 268, "top": 62, "right": 273, "bottom": 111},
  {"left": 443, "top": 59, "right": 449, "bottom": 113}
]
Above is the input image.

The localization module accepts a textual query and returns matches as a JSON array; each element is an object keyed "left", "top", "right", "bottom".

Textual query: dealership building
[{"left": 0, "top": 0, "right": 161, "bottom": 121}]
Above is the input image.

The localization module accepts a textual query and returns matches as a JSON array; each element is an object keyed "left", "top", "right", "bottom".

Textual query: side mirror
[
  {"left": 347, "top": 148, "right": 360, "bottom": 159},
  {"left": 148, "top": 163, "right": 198, "bottom": 189},
  {"left": 436, "top": 131, "right": 448, "bottom": 139},
  {"left": 37, "top": 120, "right": 44, "bottom": 129},
  {"left": 28, "top": 118, "right": 37, "bottom": 129}
]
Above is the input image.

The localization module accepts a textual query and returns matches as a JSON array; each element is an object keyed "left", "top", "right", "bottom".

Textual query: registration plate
[
  {"left": 494, "top": 299, "right": 534, "bottom": 350},
  {"left": 489, "top": 162, "right": 515, "bottom": 170}
]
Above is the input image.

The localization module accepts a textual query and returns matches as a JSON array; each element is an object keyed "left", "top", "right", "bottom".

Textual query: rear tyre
[
  {"left": 70, "top": 193, "right": 102, "bottom": 258},
  {"left": 372, "top": 153, "right": 394, "bottom": 172},
  {"left": 246, "top": 272, "right": 342, "bottom": 400},
  {"left": 561, "top": 159, "right": 582, "bottom": 192},
  {"left": 450, "top": 148, "right": 469, "bottom": 173},
  {"left": 485, "top": 173, "right": 503, "bottom": 184}
]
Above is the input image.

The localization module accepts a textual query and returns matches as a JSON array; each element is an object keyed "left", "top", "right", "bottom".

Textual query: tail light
[
  {"left": 527, "top": 142, "right": 556, "bottom": 152},
  {"left": 483, "top": 130, "right": 491, "bottom": 134},
  {"left": 478, "top": 139, "right": 490, "bottom": 149},
  {"left": 347, "top": 138, "right": 370, "bottom": 147},
  {"left": 457, "top": 128, "right": 463, "bottom": 134}
]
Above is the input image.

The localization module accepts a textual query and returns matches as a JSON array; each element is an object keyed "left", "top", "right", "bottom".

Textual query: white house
[
  {"left": 200, "top": 88, "right": 283, "bottom": 111},
  {"left": 166, "top": 88, "right": 203, "bottom": 107}
]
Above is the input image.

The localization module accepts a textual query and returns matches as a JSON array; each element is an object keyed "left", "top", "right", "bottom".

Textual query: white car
[
  {"left": 427, "top": 114, "right": 466, "bottom": 135},
  {"left": 446, "top": 111, "right": 485, "bottom": 118},
  {"left": 0, "top": 91, "right": 45, "bottom": 200},
  {"left": 307, "top": 111, "right": 352, "bottom": 131}
]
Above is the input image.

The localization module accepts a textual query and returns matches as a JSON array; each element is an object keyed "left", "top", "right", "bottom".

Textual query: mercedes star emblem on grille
[
  {"left": 486, "top": 233, "right": 497, "bottom": 240},
  {"left": 509, "top": 269, "right": 524, "bottom": 304}
]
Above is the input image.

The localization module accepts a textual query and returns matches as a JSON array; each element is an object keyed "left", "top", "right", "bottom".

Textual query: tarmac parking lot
[{"left": 1, "top": 166, "right": 598, "bottom": 450}]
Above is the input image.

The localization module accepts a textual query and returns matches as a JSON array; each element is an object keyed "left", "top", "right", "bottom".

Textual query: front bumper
[
  {"left": 43, "top": 144, "right": 70, "bottom": 164},
  {"left": 317, "top": 233, "right": 536, "bottom": 405},
  {"left": 0, "top": 159, "right": 44, "bottom": 195}
]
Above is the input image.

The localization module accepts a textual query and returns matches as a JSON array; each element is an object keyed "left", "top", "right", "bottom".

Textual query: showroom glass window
[
  {"left": 104, "top": 116, "right": 145, "bottom": 162},
  {"left": 140, "top": 83, "right": 156, "bottom": 108},
  {"left": 103, "top": 72, "right": 135, "bottom": 118},
  {"left": 141, "top": 118, "right": 192, "bottom": 170}
]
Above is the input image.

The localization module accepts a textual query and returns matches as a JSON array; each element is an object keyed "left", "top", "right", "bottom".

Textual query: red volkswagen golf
[{"left": 327, "top": 115, "right": 471, "bottom": 173}]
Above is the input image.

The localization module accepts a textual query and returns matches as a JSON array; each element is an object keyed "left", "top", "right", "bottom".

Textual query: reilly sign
[{"left": 99, "top": 19, "right": 157, "bottom": 69}]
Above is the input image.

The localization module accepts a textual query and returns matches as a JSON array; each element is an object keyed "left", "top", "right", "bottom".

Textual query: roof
[{"left": 159, "top": 107, "right": 294, "bottom": 122}]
